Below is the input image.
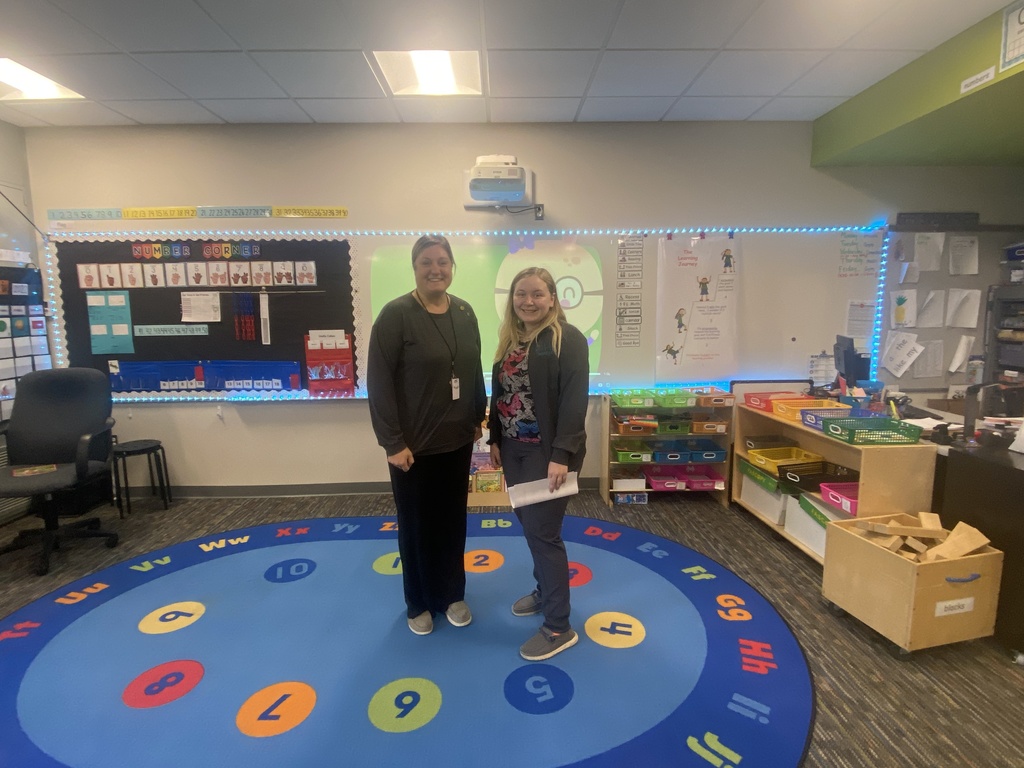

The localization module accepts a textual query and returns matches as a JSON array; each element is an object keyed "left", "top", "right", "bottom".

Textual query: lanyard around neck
[{"left": 414, "top": 291, "right": 458, "bottom": 375}]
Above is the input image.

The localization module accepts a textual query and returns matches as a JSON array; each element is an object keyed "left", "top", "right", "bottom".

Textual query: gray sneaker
[
  {"left": 408, "top": 611, "right": 433, "bottom": 635},
  {"left": 445, "top": 600, "right": 472, "bottom": 627},
  {"left": 511, "top": 590, "right": 542, "bottom": 617},
  {"left": 520, "top": 628, "right": 578, "bottom": 661}
]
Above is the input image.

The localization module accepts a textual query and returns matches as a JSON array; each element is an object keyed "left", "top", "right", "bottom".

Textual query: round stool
[{"left": 112, "top": 439, "right": 171, "bottom": 516}]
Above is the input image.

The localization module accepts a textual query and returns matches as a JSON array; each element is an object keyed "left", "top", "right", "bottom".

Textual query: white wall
[
  {"left": 0, "top": 121, "right": 36, "bottom": 258},
  {"left": 20, "top": 121, "right": 1024, "bottom": 492}
]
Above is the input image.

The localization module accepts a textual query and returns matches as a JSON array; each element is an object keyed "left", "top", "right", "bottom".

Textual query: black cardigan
[{"left": 488, "top": 323, "right": 589, "bottom": 471}]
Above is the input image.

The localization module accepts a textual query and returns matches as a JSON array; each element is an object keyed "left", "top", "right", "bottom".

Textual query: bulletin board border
[{"left": 45, "top": 224, "right": 886, "bottom": 403}]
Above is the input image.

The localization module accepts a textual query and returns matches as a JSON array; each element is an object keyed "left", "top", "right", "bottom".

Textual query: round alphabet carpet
[{"left": 0, "top": 514, "right": 813, "bottom": 767}]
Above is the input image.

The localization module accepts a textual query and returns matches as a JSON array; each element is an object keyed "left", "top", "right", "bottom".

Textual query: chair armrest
[{"left": 75, "top": 417, "right": 116, "bottom": 481}]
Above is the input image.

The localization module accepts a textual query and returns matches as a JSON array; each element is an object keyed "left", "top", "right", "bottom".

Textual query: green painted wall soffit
[{"left": 812, "top": 7, "right": 1024, "bottom": 166}]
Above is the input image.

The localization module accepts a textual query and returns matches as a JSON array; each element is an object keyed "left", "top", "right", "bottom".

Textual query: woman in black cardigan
[{"left": 488, "top": 266, "right": 589, "bottom": 661}]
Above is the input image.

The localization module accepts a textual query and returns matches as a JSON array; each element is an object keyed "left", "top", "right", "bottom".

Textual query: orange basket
[{"left": 771, "top": 398, "right": 838, "bottom": 421}]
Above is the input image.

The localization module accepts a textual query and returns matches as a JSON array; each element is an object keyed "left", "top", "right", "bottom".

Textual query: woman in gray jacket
[{"left": 488, "top": 266, "right": 589, "bottom": 661}]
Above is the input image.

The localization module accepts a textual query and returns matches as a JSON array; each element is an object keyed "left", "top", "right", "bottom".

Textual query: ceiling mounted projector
[{"left": 464, "top": 154, "right": 532, "bottom": 207}]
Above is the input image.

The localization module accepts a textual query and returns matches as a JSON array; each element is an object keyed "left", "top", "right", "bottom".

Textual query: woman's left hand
[{"left": 548, "top": 462, "right": 569, "bottom": 493}]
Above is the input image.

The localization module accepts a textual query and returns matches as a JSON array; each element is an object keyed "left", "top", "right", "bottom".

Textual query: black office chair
[{"left": 0, "top": 368, "right": 119, "bottom": 575}]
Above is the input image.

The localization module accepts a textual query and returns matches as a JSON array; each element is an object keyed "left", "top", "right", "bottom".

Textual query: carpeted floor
[{"left": 1, "top": 490, "right": 1022, "bottom": 767}]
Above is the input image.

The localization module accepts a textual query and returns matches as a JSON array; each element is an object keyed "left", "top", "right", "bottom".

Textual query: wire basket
[
  {"left": 800, "top": 406, "right": 876, "bottom": 430},
  {"left": 771, "top": 398, "right": 838, "bottom": 420},
  {"left": 746, "top": 447, "right": 823, "bottom": 474},
  {"left": 820, "top": 417, "right": 923, "bottom": 445}
]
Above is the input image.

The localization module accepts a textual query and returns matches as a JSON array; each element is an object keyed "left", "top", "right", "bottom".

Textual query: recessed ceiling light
[
  {"left": 0, "top": 59, "right": 83, "bottom": 100},
  {"left": 373, "top": 50, "right": 481, "bottom": 96}
]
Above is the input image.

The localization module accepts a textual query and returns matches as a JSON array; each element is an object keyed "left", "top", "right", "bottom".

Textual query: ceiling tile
[
  {"left": 338, "top": 0, "right": 482, "bottom": 50},
  {"left": 49, "top": 0, "right": 240, "bottom": 52},
  {"left": 249, "top": 52, "right": 384, "bottom": 99},
  {"left": 0, "top": 104, "right": 53, "bottom": 128},
  {"left": 198, "top": 0, "right": 362, "bottom": 50},
  {"left": 101, "top": 100, "right": 225, "bottom": 124},
  {"left": 577, "top": 97, "right": 676, "bottom": 122},
  {"left": 785, "top": 51, "right": 921, "bottom": 97},
  {"left": 5, "top": 100, "right": 137, "bottom": 126},
  {"left": 749, "top": 96, "right": 846, "bottom": 121},
  {"left": 687, "top": 51, "right": 827, "bottom": 97},
  {"left": 393, "top": 97, "right": 486, "bottom": 123},
  {"left": 609, "top": 0, "right": 762, "bottom": 49},
  {"left": 489, "top": 98, "right": 581, "bottom": 122},
  {"left": 198, "top": 99, "right": 313, "bottom": 123},
  {"left": 482, "top": 0, "right": 620, "bottom": 49},
  {"left": 0, "top": 0, "right": 117, "bottom": 56},
  {"left": 843, "top": 0, "right": 1011, "bottom": 51},
  {"left": 16, "top": 54, "right": 187, "bottom": 101},
  {"left": 134, "top": 53, "right": 288, "bottom": 99},
  {"left": 589, "top": 51, "right": 714, "bottom": 97},
  {"left": 664, "top": 96, "right": 768, "bottom": 121},
  {"left": 727, "top": 0, "right": 892, "bottom": 50},
  {"left": 296, "top": 98, "right": 399, "bottom": 123},
  {"left": 488, "top": 51, "right": 600, "bottom": 97}
]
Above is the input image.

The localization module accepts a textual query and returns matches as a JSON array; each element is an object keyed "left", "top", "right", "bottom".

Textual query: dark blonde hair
[
  {"left": 494, "top": 267, "right": 566, "bottom": 361},
  {"left": 411, "top": 235, "right": 455, "bottom": 265}
]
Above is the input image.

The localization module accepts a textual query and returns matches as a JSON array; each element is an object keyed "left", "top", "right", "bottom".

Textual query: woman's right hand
[
  {"left": 387, "top": 448, "right": 415, "bottom": 472},
  {"left": 489, "top": 443, "right": 502, "bottom": 469}
]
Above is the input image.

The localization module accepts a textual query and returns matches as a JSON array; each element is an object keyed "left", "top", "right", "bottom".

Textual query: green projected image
[{"left": 369, "top": 237, "right": 603, "bottom": 379}]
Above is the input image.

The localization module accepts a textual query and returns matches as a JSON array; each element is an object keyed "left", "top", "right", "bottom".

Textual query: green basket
[{"left": 820, "top": 417, "right": 922, "bottom": 445}]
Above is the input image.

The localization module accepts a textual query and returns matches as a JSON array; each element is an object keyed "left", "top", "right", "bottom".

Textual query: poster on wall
[{"left": 655, "top": 236, "right": 738, "bottom": 383}]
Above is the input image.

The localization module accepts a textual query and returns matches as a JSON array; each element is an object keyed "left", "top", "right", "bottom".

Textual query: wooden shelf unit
[
  {"left": 731, "top": 404, "right": 938, "bottom": 564},
  {"left": 599, "top": 394, "right": 732, "bottom": 508}
]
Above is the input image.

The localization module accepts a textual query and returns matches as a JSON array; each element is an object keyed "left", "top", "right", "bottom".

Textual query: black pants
[
  {"left": 389, "top": 443, "right": 472, "bottom": 619},
  {"left": 500, "top": 438, "right": 572, "bottom": 633}
]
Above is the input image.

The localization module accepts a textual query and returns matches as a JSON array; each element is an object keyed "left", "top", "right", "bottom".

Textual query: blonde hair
[{"left": 494, "top": 267, "right": 566, "bottom": 362}]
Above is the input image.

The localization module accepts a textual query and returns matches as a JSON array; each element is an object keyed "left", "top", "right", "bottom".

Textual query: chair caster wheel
[{"left": 105, "top": 535, "right": 119, "bottom": 548}]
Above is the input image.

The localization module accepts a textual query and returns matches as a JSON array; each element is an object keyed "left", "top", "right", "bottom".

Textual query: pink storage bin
[
  {"left": 666, "top": 464, "right": 727, "bottom": 491},
  {"left": 818, "top": 482, "right": 860, "bottom": 515},
  {"left": 643, "top": 467, "right": 682, "bottom": 491}
]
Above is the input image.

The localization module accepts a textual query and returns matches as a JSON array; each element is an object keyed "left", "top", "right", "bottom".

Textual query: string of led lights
[{"left": 44, "top": 224, "right": 888, "bottom": 403}]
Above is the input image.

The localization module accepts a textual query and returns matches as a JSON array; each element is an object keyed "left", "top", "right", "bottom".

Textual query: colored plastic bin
[
  {"left": 821, "top": 417, "right": 922, "bottom": 445},
  {"left": 747, "top": 447, "right": 822, "bottom": 474},
  {"left": 819, "top": 482, "right": 860, "bottom": 515}
]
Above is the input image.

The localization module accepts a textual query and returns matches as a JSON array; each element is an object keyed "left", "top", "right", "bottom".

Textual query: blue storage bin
[
  {"left": 677, "top": 438, "right": 727, "bottom": 463},
  {"left": 651, "top": 440, "right": 692, "bottom": 464}
]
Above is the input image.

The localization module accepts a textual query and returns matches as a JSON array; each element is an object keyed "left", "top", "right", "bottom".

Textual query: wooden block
[
  {"left": 898, "top": 550, "right": 918, "bottom": 562},
  {"left": 868, "top": 533, "right": 902, "bottom": 551},
  {"left": 904, "top": 537, "right": 929, "bottom": 553},
  {"left": 883, "top": 522, "right": 949, "bottom": 540},
  {"left": 885, "top": 536, "right": 906, "bottom": 553},
  {"left": 917, "top": 512, "right": 943, "bottom": 530},
  {"left": 922, "top": 522, "right": 990, "bottom": 562},
  {"left": 863, "top": 522, "right": 894, "bottom": 534}
]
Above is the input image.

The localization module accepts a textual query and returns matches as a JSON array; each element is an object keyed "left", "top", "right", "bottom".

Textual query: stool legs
[
  {"left": 118, "top": 454, "right": 132, "bottom": 516},
  {"left": 114, "top": 446, "right": 170, "bottom": 512}
]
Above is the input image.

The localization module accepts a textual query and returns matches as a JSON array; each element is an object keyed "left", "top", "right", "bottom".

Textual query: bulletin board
[
  {"left": 53, "top": 238, "right": 353, "bottom": 395},
  {"left": 50, "top": 227, "right": 882, "bottom": 400},
  {"left": 0, "top": 265, "right": 49, "bottom": 413},
  {"left": 880, "top": 229, "right": 1010, "bottom": 392}
]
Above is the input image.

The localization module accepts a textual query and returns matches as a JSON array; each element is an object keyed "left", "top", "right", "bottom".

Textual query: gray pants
[{"left": 500, "top": 438, "right": 572, "bottom": 633}]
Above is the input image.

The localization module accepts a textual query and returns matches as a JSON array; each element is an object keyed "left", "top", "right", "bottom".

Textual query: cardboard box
[
  {"left": 927, "top": 398, "right": 965, "bottom": 416},
  {"left": 822, "top": 513, "right": 1003, "bottom": 651},
  {"left": 785, "top": 493, "right": 854, "bottom": 558}
]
